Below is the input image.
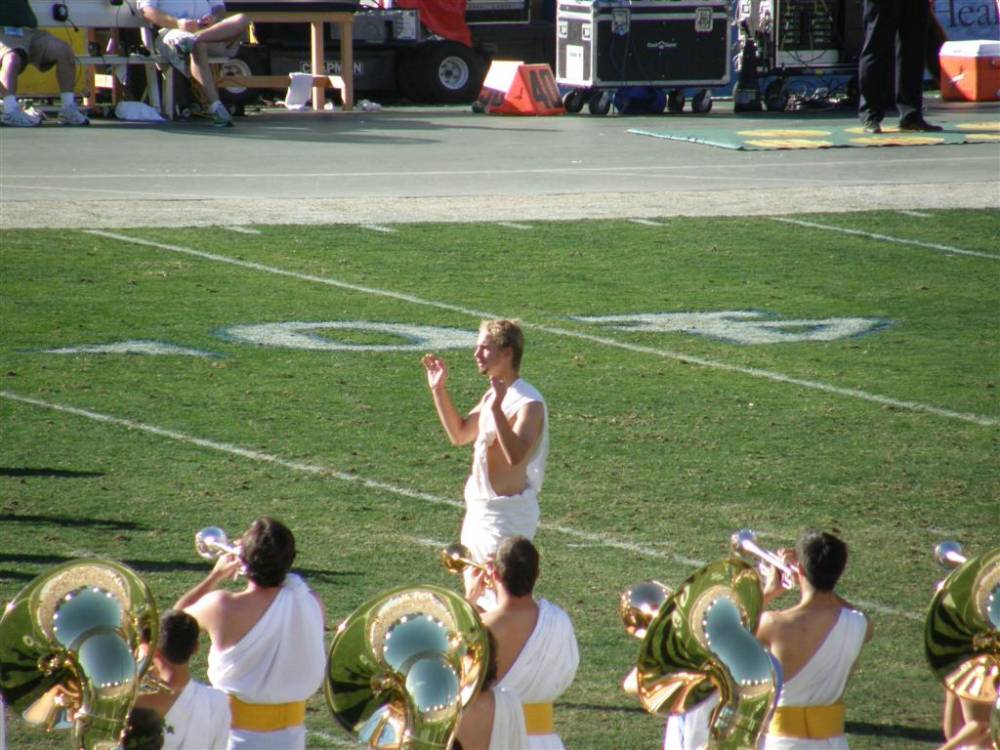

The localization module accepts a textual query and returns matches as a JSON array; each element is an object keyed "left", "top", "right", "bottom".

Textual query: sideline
[
  {"left": 772, "top": 217, "right": 1000, "bottom": 260},
  {"left": 0, "top": 389, "right": 922, "bottom": 622},
  {"left": 84, "top": 229, "right": 998, "bottom": 427}
]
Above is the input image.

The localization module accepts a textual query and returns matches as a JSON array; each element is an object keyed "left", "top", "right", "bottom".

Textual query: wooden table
[{"left": 229, "top": 11, "right": 355, "bottom": 111}]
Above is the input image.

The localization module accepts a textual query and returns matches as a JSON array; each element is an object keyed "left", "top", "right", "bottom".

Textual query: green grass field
[{"left": 2, "top": 209, "right": 998, "bottom": 749}]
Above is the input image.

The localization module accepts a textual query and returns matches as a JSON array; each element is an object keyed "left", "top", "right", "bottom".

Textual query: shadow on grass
[
  {"left": 0, "top": 553, "right": 356, "bottom": 584},
  {"left": 846, "top": 722, "right": 941, "bottom": 743},
  {"left": 1, "top": 467, "right": 106, "bottom": 479},
  {"left": 0, "top": 513, "right": 140, "bottom": 529}
]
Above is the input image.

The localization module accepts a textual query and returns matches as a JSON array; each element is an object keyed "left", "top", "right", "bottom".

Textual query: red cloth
[{"left": 396, "top": 0, "right": 472, "bottom": 47}]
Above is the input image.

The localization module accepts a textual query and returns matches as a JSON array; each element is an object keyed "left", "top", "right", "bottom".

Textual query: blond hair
[{"left": 480, "top": 319, "right": 525, "bottom": 370}]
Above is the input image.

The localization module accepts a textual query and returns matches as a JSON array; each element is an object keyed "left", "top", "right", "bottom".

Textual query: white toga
[
  {"left": 762, "top": 608, "right": 869, "bottom": 750},
  {"left": 163, "top": 679, "right": 231, "bottom": 750},
  {"left": 491, "top": 686, "right": 529, "bottom": 750},
  {"left": 461, "top": 378, "right": 548, "bottom": 563},
  {"left": 207, "top": 574, "right": 325, "bottom": 750},
  {"left": 497, "top": 599, "right": 579, "bottom": 750},
  {"left": 663, "top": 692, "right": 719, "bottom": 750}
]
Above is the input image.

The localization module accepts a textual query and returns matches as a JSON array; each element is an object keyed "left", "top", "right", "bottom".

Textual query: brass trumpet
[
  {"left": 439, "top": 543, "right": 493, "bottom": 588},
  {"left": 731, "top": 528, "right": 798, "bottom": 590},
  {"left": 195, "top": 527, "right": 240, "bottom": 561},
  {"left": 934, "top": 541, "right": 967, "bottom": 569}
]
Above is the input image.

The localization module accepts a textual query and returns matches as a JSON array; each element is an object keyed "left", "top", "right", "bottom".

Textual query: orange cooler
[{"left": 939, "top": 40, "right": 1000, "bottom": 102}]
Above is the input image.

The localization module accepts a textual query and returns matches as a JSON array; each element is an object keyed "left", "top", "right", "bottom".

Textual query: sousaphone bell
[
  {"left": 0, "top": 558, "right": 158, "bottom": 750},
  {"left": 325, "top": 584, "right": 489, "bottom": 749},
  {"left": 925, "top": 542, "right": 1000, "bottom": 714}
]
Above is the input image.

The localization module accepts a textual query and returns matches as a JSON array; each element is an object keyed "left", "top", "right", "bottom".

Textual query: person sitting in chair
[{"left": 138, "top": 0, "right": 250, "bottom": 127}]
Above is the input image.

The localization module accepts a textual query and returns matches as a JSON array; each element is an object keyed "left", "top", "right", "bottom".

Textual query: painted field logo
[
  {"left": 572, "top": 312, "right": 890, "bottom": 345},
  {"left": 219, "top": 321, "right": 478, "bottom": 351}
]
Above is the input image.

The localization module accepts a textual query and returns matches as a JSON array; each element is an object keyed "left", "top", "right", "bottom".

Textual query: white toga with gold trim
[
  {"left": 491, "top": 686, "right": 529, "bottom": 750},
  {"left": 497, "top": 599, "right": 579, "bottom": 750},
  {"left": 461, "top": 378, "right": 548, "bottom": 564},
  {"left": 163, "top": 679, "right": 231, "bottom": 750},
  {"left": 762, "top": 608, "right": 868, "bottom": 750},
  {"left": 207, "top": 574, "right": 325, "bottom": 750}
]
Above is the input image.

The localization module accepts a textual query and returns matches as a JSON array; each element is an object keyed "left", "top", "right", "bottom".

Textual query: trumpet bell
[
  {"left": 0, "top": 558, "right": 158, "bottom": 750},
  {"left": 637, "top": 558, "right": 781, "bottom": 750},
  {"left": 439, "top": 543, "right": 483, "bottom": 577},
  {"left": 925, "top": 546, "right": 1000, "bottom": 704},
  {"left": 619, "top": 580, "right": 672, "bottom": 640},
  {"left": 195, "top": 527, "right": 235, "bottom": 561},
  {"left": 325, "top": 584, "right": 489, "bottom": 749}
]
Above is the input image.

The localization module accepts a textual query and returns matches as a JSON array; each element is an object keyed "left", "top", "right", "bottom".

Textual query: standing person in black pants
[{"left": 857, "top": 0, "right": 942, "bottom": 133}]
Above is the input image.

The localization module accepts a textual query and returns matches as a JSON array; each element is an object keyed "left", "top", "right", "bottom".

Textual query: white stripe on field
[
  {"left": 307, "top": 729, "right": 358, "bottom": 747},
  {"left": 2, "top": 390, "right": 928, "bottom": 619},
  {"left": 897, "top": 210, "right": 931, "bottom": 218},
  {"left": 361, "top": 224, "right": 397, "bottom": 234},
  {"left": 629, "top": 218, "right": 664, "bottom": 226},
  {"left": 497, "top": 222, "right": 533, "bottom": 230},
  {"left": 222, "top": 226, "right": 261, "bottom": 235},
  {"left": 82, "top": 230, "right": 998, "bottom": 427},
  {"left": 771, "top": 217, "right": 998, "bottom": 260},
  {"left": 0, "top": 390, "right": 700, "bottom": 570}
]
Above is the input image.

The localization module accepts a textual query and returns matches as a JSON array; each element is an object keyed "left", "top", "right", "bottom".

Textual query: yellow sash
[
  {"left": 770, "top": 703, "right": 844, "bottom": 739},
  {"left": 229, "top": 696, "right": 307, "bottom": 732},
  {"left": 523, "top": 702, "right": 554, "bottom": 735}
]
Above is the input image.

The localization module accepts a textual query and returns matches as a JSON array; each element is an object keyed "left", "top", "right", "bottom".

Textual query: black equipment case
[{"left": 555, "top": 0, "right": 730, "bottom": 88}]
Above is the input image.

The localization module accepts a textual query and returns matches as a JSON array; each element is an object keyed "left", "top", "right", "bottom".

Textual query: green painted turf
[{"left": 2, "top": 209, "right": 998, "bottom": 749}]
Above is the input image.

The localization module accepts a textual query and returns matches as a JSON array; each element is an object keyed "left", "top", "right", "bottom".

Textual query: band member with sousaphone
[
  {"left": 925, "top": 541, "right": 1000, "bottom": 750},
  {"left": 466, "top": 536, "right": 579, "bottom": 750},
  {"left": 176, "top": 517, "right": 325, "bottom": 750},
  {"left": 756, "top": 531, "right": 874, "bottom": 749}
]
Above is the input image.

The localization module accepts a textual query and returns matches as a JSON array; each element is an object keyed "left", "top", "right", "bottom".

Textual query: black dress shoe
[{"left": 899, "top": 116, "right": 943, "bottom": 132}]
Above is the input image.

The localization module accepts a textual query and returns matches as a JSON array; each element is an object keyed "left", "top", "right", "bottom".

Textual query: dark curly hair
[
  {"left": 494, "top": 536, "right": 539, "bottom": 597},
  {"left": 795, "top": 531, "right": 848, "bottom": 591},
  {"left": 158, "top": 609, "right": 200, "bottom": 665},
  {"left": 240, "top": 517, "right": 296, "bottom": 588}
]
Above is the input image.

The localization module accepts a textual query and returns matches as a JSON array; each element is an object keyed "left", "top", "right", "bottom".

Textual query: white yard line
[
  {"left": 361, "top": 224, "right": 397, "bottom": 234},
  {"left": 628, "top": 219, "right": 664, "bottom": 226},
  {"left": 497, "top": 222, "right": 533, "bottom": 230},
  {"left": 4, "top": 389, "right": 929, "bottom": 620},
  {"left": 771, "top": 217, "right": 999, "bottom": 260},
  {"left": 897, "top": 210, "right": 932, "bottom": 218},
  {"left": 222, "top": 226, "right": 262, "bottom": 235},
  {"left": 82, "top": 230, "right": 1000, "bottom": 427}
]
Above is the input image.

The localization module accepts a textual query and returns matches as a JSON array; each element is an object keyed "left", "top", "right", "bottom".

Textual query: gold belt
[
  {"left": 770, "top": 703, "right": 845, "bottom": 739},
  {"left": 523, "top": 702, "right": 554, "bottom": 735},
  {"left": 229, "top": 695, "right": 307, "bottom": 732}
]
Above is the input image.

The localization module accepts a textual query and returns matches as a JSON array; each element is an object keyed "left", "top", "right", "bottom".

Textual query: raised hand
[
  {"left": 422, "top": 353, "right": 449, "bottom": 391},
  {"left": 489, "top": 376, "right": 507, "bottom": 407}
]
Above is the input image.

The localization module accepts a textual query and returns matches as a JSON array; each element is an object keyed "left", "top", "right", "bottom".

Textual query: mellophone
[{"left": 0, "top": 530, "right": 996, "bottom": 749}]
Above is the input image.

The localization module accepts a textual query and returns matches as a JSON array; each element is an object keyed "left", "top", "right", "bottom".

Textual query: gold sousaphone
[
  {"left": 325, "top": 584, "right": 489, "bottom": 749},
  {"left": 925, "top": 541, "right": 1000, "bottom": 747},
  {"left": 630, "top": 530, "right": 783, "bottom": 749},
  {"left": 0, "top": 558, "right": 158, "bottom": 750}
]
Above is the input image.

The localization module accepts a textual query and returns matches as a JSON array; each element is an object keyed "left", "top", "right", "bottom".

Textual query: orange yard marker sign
[{"left": 476, "top": 61, "right": 565, "bottom": 116}]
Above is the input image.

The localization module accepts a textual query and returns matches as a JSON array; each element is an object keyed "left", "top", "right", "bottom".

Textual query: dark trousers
[{"left": 857, "top": 0, "right": 930, "bottom": 123}]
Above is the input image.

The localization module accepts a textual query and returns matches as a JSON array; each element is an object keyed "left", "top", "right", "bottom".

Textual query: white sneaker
[
  {"left": 58, "top": 107, "right": 90, "bottom": 126},
  {"left": 23, "top": 106, "right": 46, "bottom": 124},
  {"left": 209, "top": 102, "right": 233, "bottom": 128},
  {"left": 1, "top": 109, "right": 42, "bottom": 127}
]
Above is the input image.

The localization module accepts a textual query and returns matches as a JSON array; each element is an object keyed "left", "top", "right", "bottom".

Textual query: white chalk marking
[
  {"left": 82, "top": 230, "right": 998, "bottom": 427},
  {"left": 897, "top": 210, "right": 932, "bottom": 218},
  {"left": 220, "top": 321, "right": 477, "bottom": 352},
  {"left": 573, "top": 311, "right": 887, "bottom": 345},
  {"left": 307, "top": 729, "right": 358, "bottom": 747},
  {"left": 629, "top": 218, "right": 664, "bottom": 226},
  {"left": 221, "top": 226, "right": 261, "bottom": 235},
  {"left": 771, "top": 217, "right": 998, "bottom": 260},
  {"left": 361, "top": 224, "right": 397, "bottom": 234},
  {"left": 497, "top": 222, "right": 533, "bottom": 230},
  {"left": 0, "top": 390, "right": 933, "bottom": 619},
  {"left": 41, "top": 340, "right": 216, "bottom": 357},
  {"left": 0, "top": 390, "right": 702, "bottom": 571}
]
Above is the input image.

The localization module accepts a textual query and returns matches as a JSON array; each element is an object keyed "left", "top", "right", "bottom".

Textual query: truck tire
[
  {"left": 219, "top": 44, "right": 270, "bottom": 110},
  {"left": 419, "top": 42, "right": 486, "bottom": 104}
]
